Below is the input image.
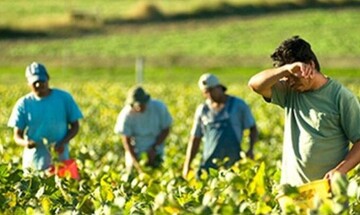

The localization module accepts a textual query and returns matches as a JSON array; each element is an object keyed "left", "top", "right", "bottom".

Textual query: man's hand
[
  {"left": 55, "top": 142, "right": 65, "bottom": 154},
  {"left": 285, "top": 62, "right": 315, "bottom": 79},
  {"left": 147, "top": 146, "right": 157, "bottom": 166},
  {"left": 246, "top": 149, "right": 254, "bottom": 159},
  {"left": 324, "top": 168, "right": 346, "bottom": 180},
  {"left": 27, "top": 140, "right": 36, "bottom": 149}
]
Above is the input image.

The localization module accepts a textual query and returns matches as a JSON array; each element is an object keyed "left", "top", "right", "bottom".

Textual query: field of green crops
[
  {"left": 1, "top": 0, "right": 360, "bottom": 214},
  {"left": 1, "top": 69, "right": 360, "bottom": 214}
]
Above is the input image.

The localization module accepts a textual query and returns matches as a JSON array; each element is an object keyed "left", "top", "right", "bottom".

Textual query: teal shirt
[
  {"left": 272, "top": 78, "right": 360, "bottom": 186},
  {"left": 8, "top": 89, "right": 83, "bottom": 170}
]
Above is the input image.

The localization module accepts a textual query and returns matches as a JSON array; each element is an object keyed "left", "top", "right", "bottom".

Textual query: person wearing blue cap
[
  {"left": 114, "top": 85, "right": 173, "bottom": 173},
  {"left": 8, "top": 62, "right": 83, "bottom": 171},
  {"left": 182, "top": 73, "right": 258, "bottom": 179}
]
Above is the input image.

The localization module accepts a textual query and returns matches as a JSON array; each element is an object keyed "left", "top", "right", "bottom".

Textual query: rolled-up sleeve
[{"left": 159, "top": 102, "right": 172, "bottom": 130}]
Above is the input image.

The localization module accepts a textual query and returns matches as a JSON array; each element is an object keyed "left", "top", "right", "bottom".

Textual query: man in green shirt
[{"left": 248, "top": 36, "right": 360, "bottom": 186}]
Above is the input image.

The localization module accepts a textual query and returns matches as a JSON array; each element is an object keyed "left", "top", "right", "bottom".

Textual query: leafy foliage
[{"left": 1, "top": 77, "right": 360, "bottom": 214}]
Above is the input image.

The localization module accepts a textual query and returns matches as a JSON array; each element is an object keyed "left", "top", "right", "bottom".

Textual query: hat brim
[
  {"left": 127, "top": 94, "right": 151, "bottom": 106},
  {"left": 27, "top": 74, "right": 48, "bottom": 84},
  {"left": 201, "top": 84, "right": 227, "bottom": 91}
]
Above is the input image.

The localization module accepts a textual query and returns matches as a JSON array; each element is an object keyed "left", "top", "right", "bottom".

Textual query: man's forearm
[
  {"left": 121, "top": 136, "right": 142, "bottom": 172},
  {"left": 249, "top": 125, "right": 258, "bottom": 151},
  {"left": 248, "top": 66, "right": 289, "bottom": 94},
  {"left": 183, "top": 137, "right": 201, "bottom": 169},
  {"left": 14, "top": 128, "right": 31, "bottom": 147},
  {"left": 122, "top": 137, "right": 137, "bottom": 159},
  {"left": 334, "top": 141, "right": 360, "bottom": 174},
  {"left": 57, "top": 121, "right": 80, "bottom": 146},
  {"left": 153, "top": 127, "right": 170, "bottom": 147}
]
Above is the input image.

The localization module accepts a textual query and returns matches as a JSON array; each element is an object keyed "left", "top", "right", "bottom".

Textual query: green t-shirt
[{"left": 272, "top": 78, "right": 360, "bottom": 186}]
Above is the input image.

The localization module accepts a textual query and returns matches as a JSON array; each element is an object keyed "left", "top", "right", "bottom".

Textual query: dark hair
[{"left": 271, "top": 36, "right": 320, "bottom": 72}]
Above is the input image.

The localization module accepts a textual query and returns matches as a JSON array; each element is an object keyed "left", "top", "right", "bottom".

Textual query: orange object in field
[{"left": 49, "top": 159, "right": 80, "bottom": 180}]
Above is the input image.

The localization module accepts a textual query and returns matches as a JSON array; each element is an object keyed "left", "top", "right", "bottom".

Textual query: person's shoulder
[
  {"left": 151, "top": 99, "right": 164, "bottom": 105},
  {"left": 229, "top": 95, "right": 242, "bottom": 101},
  {"left": 325, "top": 78, "right": 349, "bottom": 95},
  {"left": 200, "top": 99, "right": 212, "bottom": 109},
  {"left": 228, "top": 95, "right": 253, "bottom": 112},
  {"left": 19, "top": 92, "right": 35, "bottom": 102},
  {"left": 11, "top": 93, "right": 34, "bottom": 109},
  {"left": 120, "top": 105, "right": 132, "bottom": 114},
  {"left": 330, "top": 79, "right": 358, "bottom": 99},
  {"left": 22, "top": 92, "right": 34, "bottom": 99},
  {"left": 116, "top": 106, "right": 131, "bottom": 121},
  {"left": 52, "top": 89, "right": 79, "bottom": 102},
  {"left": 195, "top": 102, "right": 208, "bottom": 115},
  {"left": 150, "top": 99, "right": 168, "bottom": 108},
  {"left": 229, "top": 95, "right": 246, "bottom": 105},
  {"left": 51, "top": 88, "right": 71, "bottom": 96},
  {"left": 326, "top": 78, "right": 341, "bottom": 87}
]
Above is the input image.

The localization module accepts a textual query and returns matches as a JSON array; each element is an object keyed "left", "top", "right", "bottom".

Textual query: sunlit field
[
  {"left": 1, "top": 0, "right": 360, "bottom": 213},
  {"left": 1, "top": 68, "right": 359, "bottom": 214}
]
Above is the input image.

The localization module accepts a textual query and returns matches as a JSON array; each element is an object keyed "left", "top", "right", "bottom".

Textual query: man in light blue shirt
[
  {"left": 8, "top": 62, "right": 83, "bottom": 171},
  {"left": 114, "top": 86, "right": 172, "bottom": 173},
  {"left": 183, "top": 73, "right": 258, "bottom": 178}
]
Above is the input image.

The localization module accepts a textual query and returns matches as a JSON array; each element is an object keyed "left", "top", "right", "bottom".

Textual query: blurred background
[
  {"left": 1, "top": 0, "right": 360, "bottom": 84},
  {"left": 1, "top": 2, "right": 360, "bottom": 214}
]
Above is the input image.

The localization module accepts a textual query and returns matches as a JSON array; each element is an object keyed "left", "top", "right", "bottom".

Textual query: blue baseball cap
[{"left": 25, "top": 62, "right": 49, "bottom": 84}]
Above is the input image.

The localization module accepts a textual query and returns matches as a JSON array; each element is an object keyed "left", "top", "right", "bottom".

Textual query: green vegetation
[
  {"left": 1, "top": 73, "right": 360, "bottom": 214},
  {"left": 0, "top": 0, "right": 336, "bottom": 27},
  {"left": 1, "top": 0, "right": 360, "bottom": 214},
  {"left": 1, "top": 1, "right": 360, "bottom": 69}
]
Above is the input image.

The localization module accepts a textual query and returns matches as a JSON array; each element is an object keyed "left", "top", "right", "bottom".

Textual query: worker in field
[
  {"left": 248, "top": 35, "right": 360, "bottom": 186},
  {"left": 8, "top": 62, "right": 83, "bottom": 171},
  {"left": 182, "top": 73, "right": 258, "bottom": 179},
  {"left": 114, "top": 86, "right": 172, "bottom": 173}
]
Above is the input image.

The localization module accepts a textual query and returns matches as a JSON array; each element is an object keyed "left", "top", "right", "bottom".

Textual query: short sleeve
[
  {"left": 338, "top": 88, "right": 360, "bottom": 143},
  {"left": 239, "top": 100, "right": 255, "bottom": 129},
  {"left": 271, "top": 81, "right": 290, "bottom": 108},
  {"left": 158, "top": 102, "right": 172, "bottom": 130},
  {"left": 114, "top": 107, "right": 132, "bottom": 136},
  {"left": 8, "top": 98, "right": 27, "bottom": 130},
  {"left": 190, "top": 104, "right": 204, "bottom": 137},
  {"left": 65, "top": 93, "right": 83, "bottom": 123}
]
